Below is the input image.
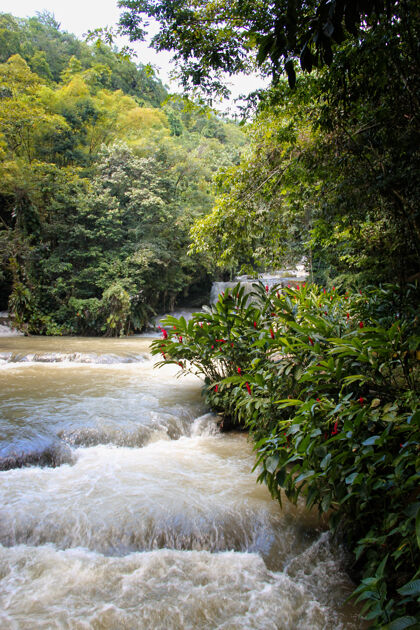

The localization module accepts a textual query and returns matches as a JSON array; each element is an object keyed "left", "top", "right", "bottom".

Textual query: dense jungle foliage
[
  {"left": 121, "top": 0, "right": 419, "bottom": 286},
  {"left": 0, "top": 11, "right": 247, "bottom": 334}
]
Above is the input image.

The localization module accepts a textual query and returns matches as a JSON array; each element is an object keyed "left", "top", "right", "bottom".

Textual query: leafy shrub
[{"left": 151, "top": 281, "right": 420, "bottom": 628}]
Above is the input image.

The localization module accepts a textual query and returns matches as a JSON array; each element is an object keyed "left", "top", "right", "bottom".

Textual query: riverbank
[{"left": 152, "top": 281, "right": 420, "bottom": 628}]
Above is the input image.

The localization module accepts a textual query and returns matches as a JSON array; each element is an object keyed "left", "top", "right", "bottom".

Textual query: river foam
[{"left": 0, "top": 545, "right": 360, "bottom": 630}]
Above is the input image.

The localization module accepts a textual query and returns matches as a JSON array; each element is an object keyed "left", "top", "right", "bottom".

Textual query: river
[{"left": 0, "top": 335, "right": 362, "bottom": 629}]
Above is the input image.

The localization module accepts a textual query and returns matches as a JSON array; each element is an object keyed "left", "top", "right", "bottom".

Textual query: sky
[{"left": 1, "top": 0, "right": 268, "bottom": 113}]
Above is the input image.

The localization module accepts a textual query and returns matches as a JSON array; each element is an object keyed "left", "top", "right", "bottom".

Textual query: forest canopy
[
  {"left": 120, "top": 0, "right": 420, "bottom": 285},
  {"left": 0, "top": 11, "right": 247, "bottom": 334}
]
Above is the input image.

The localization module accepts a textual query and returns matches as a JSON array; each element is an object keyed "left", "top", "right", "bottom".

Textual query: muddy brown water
[{"left": 0, "top": 336, "right": 363, "bottom": 629}]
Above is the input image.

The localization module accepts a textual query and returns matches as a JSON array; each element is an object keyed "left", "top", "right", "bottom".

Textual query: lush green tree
[{"left": 119, "top": 0, "right": 410, "bottom": 91}]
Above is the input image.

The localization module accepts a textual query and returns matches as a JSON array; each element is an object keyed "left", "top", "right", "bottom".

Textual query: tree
[{"left": 118, "top": 0, "right": 413, "bottom": 91}]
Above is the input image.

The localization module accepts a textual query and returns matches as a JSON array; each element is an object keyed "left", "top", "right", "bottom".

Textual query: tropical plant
[{"left": 151, "top": 282, "right": 420, "bottom": 627}]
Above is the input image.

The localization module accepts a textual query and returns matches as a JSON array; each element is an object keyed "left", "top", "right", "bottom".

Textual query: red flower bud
[
  {"left": 359, "top": 321, "right": 364, "bottom": 328},
  {"left": 270, "top": 329, "right": 274, "bottom": 339},
  {"left": 237, "top": 367, "right": 241, "bottom": 374},
  {"left": 331, "top": 421, "right": 338, "bottom": 435},
  {"left": 346, "top": 313, "right": 350, "bottom": 319},
  {"left": 162, "top": 329, "right": 168, "bottom": 339},
  {"left": 265, "top": 285, "right": 269, "bottom": 292},
  {"left": 245, "top": 382, "right": 251, "bottom": 395},
  {"left": 296, "top": 285, "right": 300, "bottom": 290},
  {"left": 253, "top": 321, "right": 257, "bottom": 328},
  {"left": 359, "top": 397, "right": 365, "bottom": 405},
  {"left": 308, "top": 336, "right": 314, "bottom": 346},
  {"left": 215, "top": 384, "right": 218, "bottom": 393},
  {"left": 316, "top": 398, "right": 320, "bottom": 402}
]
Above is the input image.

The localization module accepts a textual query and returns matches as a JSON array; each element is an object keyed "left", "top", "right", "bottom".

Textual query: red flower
[
  {"left": 179, "top": 336, "right": 183, "bottom": 342},
  {"left": 359, "top": 321, "right": 364, "bottom": 328},
  {"left": 308, "top": 336, "right": 314, "bottom": 346},
  {"left": 359, "top": 397, "right": 365, "bottom": 405},
  {"left": 162, "top": 329, "right": 168, "bottom": 339},
  {"left": 211, "top": 345, "right": 214, "bottom": 349},
  {"left": 237, "top": 367, "right": 241, "bottom": 374},
  {"left": 265, "top": 285, "right": 269, "bottom": 292},
  {"left": 331, "top": 421, "right": 338, "bottom": 435},
  {"left": 296, "top": 285, "right": 300, "bottom": 290},
  {"left": 231, "top": 342, "right": 234, "bottom": 347},
  {"left": 253, "top": 321, "right": 257, "bottom": 328},
  {"left": 323, "top": 288, "right": 326, "bottom": 294},
  {"left": 316, "top": 398, "right": 320, "bottom": 402},
  {"left": 270, "top": 328, "right": 274, "bottom": 339},
  {"left": 245, "top": 382, "right": 251, "bottom": 395},
  {"left": 346, "top": 313, "right": 350, "bottom": 319},
  {"left": 215, "top": 384, "right": 219, "bottom": 393},
  {"left": 332, "top": 286, "right": 335, "bottom": 291}
]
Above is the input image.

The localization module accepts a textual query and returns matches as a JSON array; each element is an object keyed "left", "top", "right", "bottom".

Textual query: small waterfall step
[{"left": 210, "top": 267, "right": 308, "bottom": 303}]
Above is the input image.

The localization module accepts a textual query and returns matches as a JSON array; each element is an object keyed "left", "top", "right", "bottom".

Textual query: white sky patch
[{"left": 1, "top": 0, "right": 269, "bottom": 113}]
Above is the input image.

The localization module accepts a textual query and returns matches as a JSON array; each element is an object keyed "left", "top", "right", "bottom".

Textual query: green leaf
[
  {"left": 416, "top": 504, "right": 420, "bottom": 550},
  {"left": 385, "top": 616, "right": 419, "bottom": 630},
  {"left": 320, "top": 453, "right": 331, "bottom": 470},
  {"left": 362, "top": 435, "right": 380, "bottom": 446},
  {"left": 397, "top": 579, "right": 420, "bottom": 597},
  {"left": 295, "top": 470, "right": 315, "bottom": 483},
  {"left": 265, "top": 454, "right": 279, "bottom": 474}
]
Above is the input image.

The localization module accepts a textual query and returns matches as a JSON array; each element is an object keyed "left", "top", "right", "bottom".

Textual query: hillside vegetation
[{"left": 0, "top": 11, "right": 246, "bottom": 334}]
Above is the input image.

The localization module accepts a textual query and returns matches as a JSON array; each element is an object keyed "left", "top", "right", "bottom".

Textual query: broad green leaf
[
  {"left": 397, "top": 579, "right": 420, "bottom": 597},
  {"left": 362, "top": 435, "right": 380, "bottom": 446},
  {"left": 385, "top": 616, "right": 419, "bottom": 630}
]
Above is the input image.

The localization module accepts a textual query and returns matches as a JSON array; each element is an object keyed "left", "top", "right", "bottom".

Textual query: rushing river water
[{"left": 0, "top": 335, "right": 363, "bottom": 629}]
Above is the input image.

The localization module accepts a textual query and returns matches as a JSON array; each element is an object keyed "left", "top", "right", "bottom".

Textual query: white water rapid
[{"left": 0, "top": 335, "right": 363, "bottom": 629}]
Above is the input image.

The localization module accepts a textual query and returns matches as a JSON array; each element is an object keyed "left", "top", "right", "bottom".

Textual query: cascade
[{"left": 210, "top": 267, "right": 309, "bottom": 303}]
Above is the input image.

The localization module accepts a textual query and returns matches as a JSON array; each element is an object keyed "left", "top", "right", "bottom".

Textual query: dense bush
[{"left": 151, "top": 282, "right": 420, "bottom": 628}]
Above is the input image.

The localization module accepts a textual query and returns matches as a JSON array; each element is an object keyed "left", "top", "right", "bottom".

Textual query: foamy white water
[{"left": 0, "top": 336, "right": 363, "bottom": 629}]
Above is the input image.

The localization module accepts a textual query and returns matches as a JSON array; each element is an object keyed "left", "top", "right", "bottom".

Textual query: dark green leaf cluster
[{"left": 119, "top": 0, "right": 407, "bottom": 90}]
